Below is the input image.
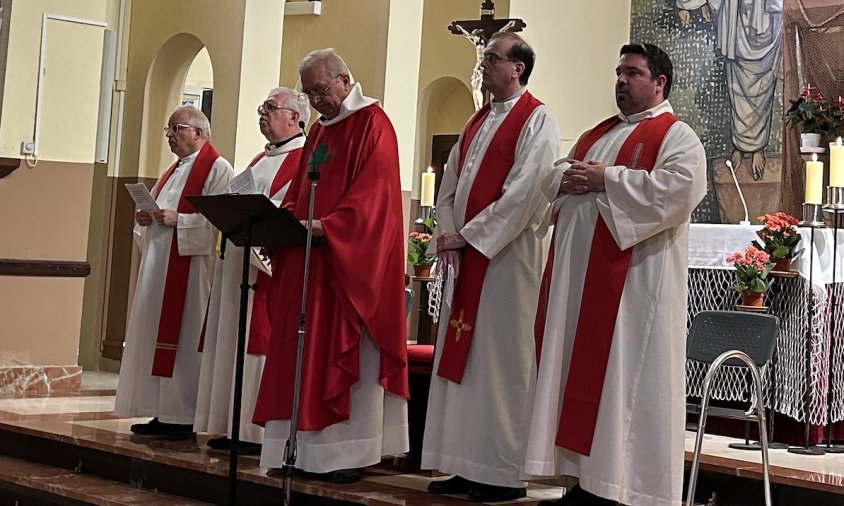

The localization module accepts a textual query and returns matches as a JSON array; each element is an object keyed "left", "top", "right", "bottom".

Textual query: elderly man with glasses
[
  {"left": 421, "top": 31, "right": 561, "bottom": 502},
  {"left": 115, "top": 106, "right": 233, "bottom": 439},
  {"left": 194, "top": 87, "right": 309, "bottom": 455},
  {"left": 253, "top": 48, "right": 409, "bottom": 484}
]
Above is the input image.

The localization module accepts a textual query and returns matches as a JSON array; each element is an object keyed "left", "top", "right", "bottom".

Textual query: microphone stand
[{"left": 281, "top": 121, "right": 316, "bottom": 506}]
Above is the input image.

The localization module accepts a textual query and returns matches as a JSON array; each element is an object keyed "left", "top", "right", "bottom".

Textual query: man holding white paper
[
  {"left": 115, "top": 106, "right": 232, "bottom": 439},
  {"left": 194, "top": 87, "right": 308, "bottom": 453}
]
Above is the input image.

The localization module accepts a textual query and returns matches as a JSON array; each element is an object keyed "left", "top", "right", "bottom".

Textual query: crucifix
[{"left": 448, "top": 1, "right": 526, "bottom": 110}]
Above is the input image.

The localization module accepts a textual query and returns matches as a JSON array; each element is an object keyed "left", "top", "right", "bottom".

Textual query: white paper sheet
[
  {"left": 230, "top": 168, "right": 258, "bottom": 195},
  {"left": 124, "top": 183, "right": 159, "bottom": 213}
]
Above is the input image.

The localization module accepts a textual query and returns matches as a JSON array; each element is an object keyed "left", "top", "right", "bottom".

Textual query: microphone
[
  {"left": 299, "top": 120, "right": 307, "bottom": 139},
  {"left": 726, "top": 160, "right": 750, "bottom": 226}
]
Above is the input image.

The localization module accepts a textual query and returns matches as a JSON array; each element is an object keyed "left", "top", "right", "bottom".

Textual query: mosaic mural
[{"left": 630, "top": 0, "right": 784, "bottom": 223}]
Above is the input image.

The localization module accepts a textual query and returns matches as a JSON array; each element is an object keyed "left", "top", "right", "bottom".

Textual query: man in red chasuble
[
  {"left": 526, "top": 44, "right": 707, "bottom": 506},
  {"left": 253, "top": 49, "right": 409, "bottom": 484},
  {"left": 115, "top": 106, "right": 233, "bottom": 438},
  {"left": 422, "top": 32, "right": 561, "bottom": 502}
]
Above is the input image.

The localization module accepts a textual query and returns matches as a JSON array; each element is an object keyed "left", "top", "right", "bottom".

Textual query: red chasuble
[
  {"left": 150, "top": 142, "right": 220, "bottom": 377},
  {"left": 253, "top": 104, "right": 409, "bottom": 431},
  {"left": 546, "top": 112, "right": 677, "bottom": 456},
  {"left": 436, "top": 92, "right": 542, "bottom": 383},
  {"left": 247, "top": 148, "right": 302, "bottom": 356}
]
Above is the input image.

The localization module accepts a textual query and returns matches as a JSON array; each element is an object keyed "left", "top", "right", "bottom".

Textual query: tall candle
[
  {"left": 830, "top": 138, "right": 844, "bottom": 187},
  {"left": 420, "top": 167, "right": 436, "bottom": 206},
  {"left": 806, "top": 153, "right": 823, "bottom": 204}
]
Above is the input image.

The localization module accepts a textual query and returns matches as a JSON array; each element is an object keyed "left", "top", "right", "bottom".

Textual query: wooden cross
[
  {"left": 449, "top": 309, "right": 473, "bottom": 342},
  {"left": 447, "top": 1, "right": 526, "bottom": 45}
]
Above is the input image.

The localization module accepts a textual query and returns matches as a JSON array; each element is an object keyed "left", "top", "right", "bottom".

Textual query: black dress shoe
[
  {"left": 427, "top": 475, "right": 474, "bottom": 494},
  {"left": 130, "top": 417, "right": 166, "bottom": 435},
  {"left": 468, "top": 483, "right": 527, "bottom": 503},
  {"left": 130, "top": 418, "right": 194, "bottom": 439},
  {"left": 539, "top": 485, "right": 615, "bottom": 505},
  {"left": 206, "top": 436, "right": 262, "bottom": 455},
  {"left": 327, "top": 468, "right": 362, "bottom": 484}
]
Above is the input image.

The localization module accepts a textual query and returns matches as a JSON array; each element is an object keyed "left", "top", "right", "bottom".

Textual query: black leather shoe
[
  {"left": 468, "top": 483, "right": 527, "bottom": 502},
  {"left": 427, "top": 475, "right": 474, "bottom": 494},
  {"left": 539, "top": 485, "right": 615, "bottom": 505},
  {"left": 161, "top": 423, "right": 195, "bottom": 440},
  {"left": 130, "top": 417, "right": 166, "bottom": 435},
  {"left": 206, "top": 437, "right": 262, "bottom": 455},
  {"left": 327, "top": 468, "right": 362, "bottom": 484},
  {"left": 207, "top": 436, "right": 230, "bottom": 449}
]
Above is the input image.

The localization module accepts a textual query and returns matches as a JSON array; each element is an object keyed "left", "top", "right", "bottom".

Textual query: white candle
[
  {"left": 830, "top": 137, "right": 844, "bottom": 187},
  {"left": 420, "top": 167, "right": 435, "bottom": 207},
  {"left": 806, "top": 153, "right": 823, "bottom": 204}
]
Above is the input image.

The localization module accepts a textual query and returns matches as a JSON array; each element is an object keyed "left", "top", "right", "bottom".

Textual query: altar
[{"left": 686, "top": 223, "right": 844, "bottom": 434}]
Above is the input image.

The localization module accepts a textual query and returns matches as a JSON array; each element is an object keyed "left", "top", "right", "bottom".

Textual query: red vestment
[{"left": 253, "top": 104, "right": 409, "bottom": 431}]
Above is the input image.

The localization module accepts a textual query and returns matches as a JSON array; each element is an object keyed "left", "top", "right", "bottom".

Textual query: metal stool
[{"left": 685, "top": 310, "right": 779, "bottom": 506}]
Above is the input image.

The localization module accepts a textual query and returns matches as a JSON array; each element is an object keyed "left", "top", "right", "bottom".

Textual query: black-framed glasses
[
  {"left": 258, "top": 101, "right": 295, "bottom": 115},
  {"left": 163, "top": 123, "right": 195, "bottom": 134},
  {"left": 482, "top": 52, "right": 517, "bottom": 65},
  {"left": 302, "top": 75, "right": 342, "bottom": 100}
]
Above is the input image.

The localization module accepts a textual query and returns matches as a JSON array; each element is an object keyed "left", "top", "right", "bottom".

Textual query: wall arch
[
  {"left": 139, "top": 32, "right": 207, "bottom": 178},
  {"left": 413, "top": 76, "right": 474, "bottom": 199}
]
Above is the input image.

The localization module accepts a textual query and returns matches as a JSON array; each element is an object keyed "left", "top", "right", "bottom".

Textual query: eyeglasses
[
  {"left": 482, "top": 52, "right": 517, "bottom": 65},
  {"left": 301, "top": 75, "right": 342, "bottom": 100},
  {"left": 163, "top": 123, "right": 195, "bottom": 134},
  {"left": 257, "top": 101, "right": 296, "bottom": 115}
]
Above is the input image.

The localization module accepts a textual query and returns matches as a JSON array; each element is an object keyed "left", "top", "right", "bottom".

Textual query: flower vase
[
  {"left": 772, "top": 256, "right": 791, "bottom": 273},
  {"left": 413, "top": 264, "right": 432, "bottom": 278},
  {"left": 801, "top": 133, "right": 821, "bottom": 149},
  {"left": 739, "top": 290, "right": 765, "bottom": 308}
]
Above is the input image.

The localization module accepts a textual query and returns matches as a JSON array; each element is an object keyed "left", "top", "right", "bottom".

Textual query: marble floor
[{"left": 2, "top": 371, "right": 844, "bottom": 505}]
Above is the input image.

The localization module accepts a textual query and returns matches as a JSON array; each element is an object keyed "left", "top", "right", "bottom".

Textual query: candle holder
[
  {"left": 827, "top": 187, "right": 844, "bottom": 210},
  {"left": 816, "top": 207, "right": 844, "bottom": 453},
  {"left": 414, "top": 205, "right": 435, "bottom": 227},
  {"left": 802, "top": 203, "right": 825, "bottom": 227},
  {"left": 789, "top": 221, "right": 826, "bottom": 456}
]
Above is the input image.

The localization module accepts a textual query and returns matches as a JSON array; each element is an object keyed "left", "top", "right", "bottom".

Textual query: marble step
[{"left": 0, "top": 453, "right": 211, "bottom": 505}]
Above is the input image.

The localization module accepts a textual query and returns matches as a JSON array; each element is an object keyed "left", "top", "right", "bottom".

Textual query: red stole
[
  {"left": 247, "top": 148, "right": 302, "bottom": 356},
  {"left": 151, "top": 142, "right": 220, "bottom": 377},
  {"left": 551, "top": 112, "right": 677, "bottom": 455},
  {"left": 436, "top": 91, "right": 542, "bottom": 383},
  {"left": 252, "top": 104, "right": 409, "bottom": 431}
]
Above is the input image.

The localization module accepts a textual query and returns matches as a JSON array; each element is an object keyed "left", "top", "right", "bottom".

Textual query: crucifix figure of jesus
[{"left": 449, "top": 1, "right": 526, "bottom": 110}]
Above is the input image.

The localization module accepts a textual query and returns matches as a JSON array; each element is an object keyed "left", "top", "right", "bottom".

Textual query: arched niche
[
  {"left": 139, "top": 32, "right": 208, "bottom": 178},
  {"left": 414, "top": 76, "right": 474, "bottom": 200}
]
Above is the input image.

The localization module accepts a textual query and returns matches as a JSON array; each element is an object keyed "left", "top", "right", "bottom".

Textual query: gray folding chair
[{"left": 685, "top": 310, "right": 779, "bottom": 506}]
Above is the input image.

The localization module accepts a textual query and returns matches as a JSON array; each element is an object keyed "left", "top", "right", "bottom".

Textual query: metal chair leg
[{"left": 750, "top": 358, "right": 772, "bottom": 506}]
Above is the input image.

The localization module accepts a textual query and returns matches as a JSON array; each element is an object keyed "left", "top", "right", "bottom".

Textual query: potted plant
[
  {"left": 407, "top": 217, "right": 436, "bottom": 278},
  {"left": 726, "top": 246, "right": 775, "bottom": 308},
  {"left": 785, "top": 84, "right": 842, "bottom": 148},
  {"left": 751, "top": 212, "right": 802, "bottom": 273}
]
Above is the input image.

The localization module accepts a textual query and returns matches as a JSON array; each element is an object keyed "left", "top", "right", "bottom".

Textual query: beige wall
[
  {"left": 509, "top": 0, "right": 631, "bottom": 154},
  {"left": 280, "top": 0, "right": 390, "bottom": 98},
  {"left": 185, "top": 47, "right": 213, "bottom": 91},
  {"left": 0, "top": 160, "right": 94, "bottom": 365}
]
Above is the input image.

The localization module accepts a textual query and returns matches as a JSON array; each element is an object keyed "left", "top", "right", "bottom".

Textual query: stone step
[{"left": 0, "top": 453, "right": 211, "bottom": 505}]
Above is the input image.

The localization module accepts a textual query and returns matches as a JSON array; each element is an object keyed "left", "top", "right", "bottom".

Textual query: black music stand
[{"left": 186, "top": 193, "right": 308, "bottom": 506}]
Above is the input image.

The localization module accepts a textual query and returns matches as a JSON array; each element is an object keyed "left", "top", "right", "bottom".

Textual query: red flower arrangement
[{"left": 726, "top": 246, "right": 774, "bottom": 293}]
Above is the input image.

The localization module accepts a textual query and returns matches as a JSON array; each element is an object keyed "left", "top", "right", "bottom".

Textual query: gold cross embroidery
[{"left": 449, "top": 309, "right": 472, "bottom": 342}]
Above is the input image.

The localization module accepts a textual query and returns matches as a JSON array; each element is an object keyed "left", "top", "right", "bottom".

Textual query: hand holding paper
[{"left": 125, "top": 183, "right": 159, "bottom": 213}]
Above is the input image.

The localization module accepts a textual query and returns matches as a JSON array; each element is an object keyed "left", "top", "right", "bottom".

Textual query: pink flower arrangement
[
  {"left": 752, "top": 212, "right": 802, "bottom": 259},
  {"left": 407, "top": 231, "right": 435, "bottom": 266},
  {"left": 726, "top": 246, "right": 774, "bottom": 293}
]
